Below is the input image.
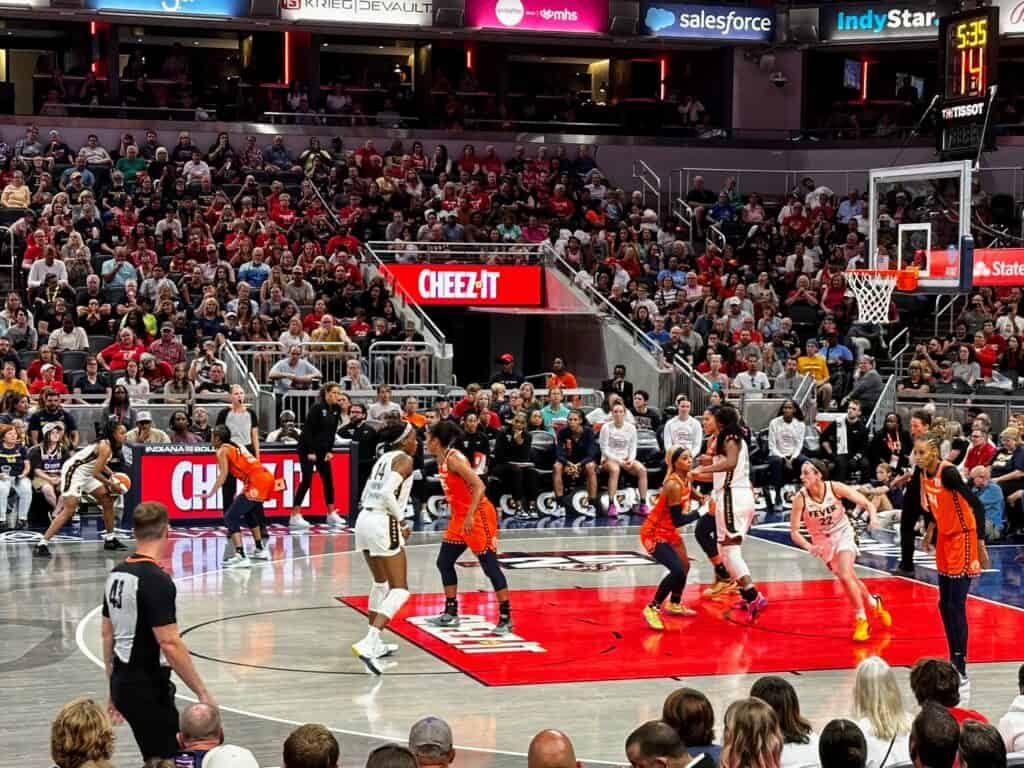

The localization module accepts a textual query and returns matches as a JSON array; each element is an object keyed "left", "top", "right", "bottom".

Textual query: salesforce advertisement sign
[
  {"left": 464, "top": 0, "right": 608, "bottom": 33},
  {"left": 819, "top": 5, "right": 940, "bottom": 41},
  {"left": 641, "top": 3, "right": 774, "bottom": 42},
  {"left": 85, "top": 0, "right": 248, "bottom": 14}
]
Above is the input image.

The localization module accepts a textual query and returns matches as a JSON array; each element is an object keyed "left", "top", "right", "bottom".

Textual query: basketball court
[{"left": 5, "top": 519, "right": 1024, "bottom": 768}]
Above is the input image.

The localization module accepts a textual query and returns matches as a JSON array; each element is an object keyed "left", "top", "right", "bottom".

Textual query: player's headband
[
  {"left": 670, "top": 446, "right": 686, "bottom": 465},
  {"left": 391, "top": 422, "right": 414, "bottom": 446}
]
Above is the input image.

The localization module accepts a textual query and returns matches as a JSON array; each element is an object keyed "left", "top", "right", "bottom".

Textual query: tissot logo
[{"left": 942, "top": 101, "right": 986, "bottom": 120}]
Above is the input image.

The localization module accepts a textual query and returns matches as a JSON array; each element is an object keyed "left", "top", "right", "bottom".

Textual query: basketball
[{"left": 112, "top": 472, "right": 131, "bottom": 493}]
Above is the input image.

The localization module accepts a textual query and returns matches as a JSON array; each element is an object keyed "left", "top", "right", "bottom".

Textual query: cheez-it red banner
[{"left": 382, "top": 265, "right": 543, "bottom": 307}]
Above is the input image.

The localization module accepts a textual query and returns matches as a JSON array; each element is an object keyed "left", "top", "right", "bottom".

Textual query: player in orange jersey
[
  {"left": 424, "top": 419, "right": 511, "bottom": 634},
  {"left": 205, "top": 425, "right": 280, "bottom": 569},
  {"left": 641, "top": 447, "right": 702, "bottom": 630},
  {"left": 907, "top": 434, "right": 989, "bottom": 699}
]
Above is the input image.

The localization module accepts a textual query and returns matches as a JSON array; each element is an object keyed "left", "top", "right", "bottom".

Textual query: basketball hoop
[{"left": 845, "top": 268, "right": 919, "bottom": 325}]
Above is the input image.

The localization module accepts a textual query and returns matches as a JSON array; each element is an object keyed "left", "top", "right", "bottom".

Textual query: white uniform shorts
[
  {"left": 818, "top": 524, "right": 858, "bottom": 572},
  {"left": 354, "top": 511, "right": 404, "bottom": 558},
  {"left": 61, "top": 463, "right": 103, "bottom": 499},
  {"left": 714, "top": 487, "right": 756, "bottom": 542}
]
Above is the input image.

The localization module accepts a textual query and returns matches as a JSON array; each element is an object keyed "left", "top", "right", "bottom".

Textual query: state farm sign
[
  {"left": 382, "top": 264, "right": 543, "bottom": 307},
  {"left": 972, "top": 248, "right": 1024, "bottom": 287}
]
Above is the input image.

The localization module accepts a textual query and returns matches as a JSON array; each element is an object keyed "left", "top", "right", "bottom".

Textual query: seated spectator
[
  {"left": 126, "top": 411, "right": 169, "bottom": 444},
  {"left": 628, "top": 720, "right": 703, "bottom": 768},
  {"left": 1, "top": 170, "right": 30, "bottom": 208},
  {"left": 367, "top": 745, "right": 418, "bottom": 768},
  {"left": 991, "top": 427, "right": 1024, "bottom": 533},
  {"left": 0, "top": 361, "right": 27, "bottom": 400},
  {"left": 196, "top": 362, "right": 230, "bottom": 398},
  {"left": 48, "top": 315, "right": 89, "bottom": 352},
  {"left": 99, "top": 328, "right": 146, "bottom": 371},
  {"left": 819, "top": 720, "right": 867, "bottom": 768},
  {"left": 50, "top": 697, "right": 115, "bottom": 768},
  {"left": 540, "top": 387, "right": 571, "bottom": 433},
  {"left": 0, "top": 422, "right": 31, "bottom": 529},
  {"left": 267, "top": 410, "right": 301, "bottom": 444},
  {"left": 851, "top": 656, "right": 912, "bottom": 768},
  {"left": 721, "top": 698, "right": 784, "bottom": 768},
  {"left": 910, "top": 703, "right": 960, "bottom": 768},
  {"left": 369, "top": 384, "right": 402, "bottom": 421},
  {"left": 970, "top": 465, "right": 1005, "bottom": 541},
  {"left": 527, "top": 729, "right": 580, "bottom": 768},
  {"left": 164, "top": 362, "right": 195, "bottom": 405},
  {"left": 269, "top": 345, "right": 322, "bottom": 395},
  {"left": 909, "top": 658, "right": 987, "bottom": 725},
  {"left": 409, "top": 716, "right": 456, "bottom": 767},
  {"left": 116, "top": 358, "right": 150, "bottom": 403},
  {"left": 29, "top": 362, "right": 68, "bottom": 396},
  {"left": 766, "top": 400, "right": 807, "bottom": 515},
  {"left": 751, "top": 676, "right": 818, "bottom": 768},
  {"left": 28, "top": 388, "right": 79, "bottom": 445},
  {"left": 168, "top": 410, "right": 200, "bottom": 444},
  {"left": 29, "top": 421, "right": 68, "bottom": 517},
  {"left": 189, "top": 340, "right": 227, "bottom": 384},
  {"left": 998, "top": 663, "right": 1024, "bottom": 753},
  {"left": 140, "top": 352, "right": 174, "bottom": 390},
  {"left": 490, "top": 410, "right": 537, "bottom": 516},
  {"left": 73, "top": 356, "right": 110, "bottom": 399},
  {"left": 663, "top": 687, "right": 722, "bottom": 765},
  {"left": 734, "top": 355, "right": 771, "bottom": 392},
  {"left": 174, "top": 702, "right": 224, "bottom": 768},
  {"left": 843, "top": 356, "right": 883, "bottom": 416},
  {"left": 958, "top": 722, "right": 1006, "bottom": 768},
  {"left": 599, "top": 402, "right": 647, "bottom": 517},
  {"left": 797, "top": 339, "right": 833, "bottom": 410}
]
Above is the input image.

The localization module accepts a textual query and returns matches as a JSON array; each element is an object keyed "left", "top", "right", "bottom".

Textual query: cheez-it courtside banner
[
  {"left": 382, "top": 265, "right": 543, "bottom": 307},
  {"left": 125, "top": 444, "right": 354, "bottom": 521}
]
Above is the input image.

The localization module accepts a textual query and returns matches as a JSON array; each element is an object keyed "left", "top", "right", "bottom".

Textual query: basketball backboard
[{"left": 867, "top": 160, "right": 972, "bottom": 293}]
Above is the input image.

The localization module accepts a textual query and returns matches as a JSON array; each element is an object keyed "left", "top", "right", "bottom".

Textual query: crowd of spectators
[{"left": 46, "top": 656, "right": 1024, "bottom": 768}]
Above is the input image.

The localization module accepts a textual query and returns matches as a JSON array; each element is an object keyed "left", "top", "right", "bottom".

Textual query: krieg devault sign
[
  {"left": 641, "top": 3, "right": 774, "bottom": 41},
  {"left": 280, "top": 0, "right": 433, "bottom": 25}
]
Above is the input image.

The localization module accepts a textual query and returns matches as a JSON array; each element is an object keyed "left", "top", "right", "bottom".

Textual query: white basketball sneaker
[
  {"left": 222, "top": 553, "right": 250, "bottom": 569},
  {"left": 289, "top": 513, "right": 312, "bottom": 530},
  {"left": 325, "top": 512, "right": 347, "bottom": 529}
]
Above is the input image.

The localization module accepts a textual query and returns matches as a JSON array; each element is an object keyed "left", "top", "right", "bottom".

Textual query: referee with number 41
[{"left": 102, "top": 502, "right": 216, "bottom": 760}]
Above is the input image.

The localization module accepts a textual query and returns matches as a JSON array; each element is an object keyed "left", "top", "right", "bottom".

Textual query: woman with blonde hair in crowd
[
  {"left": 50, "top": 697, "right": 115, "bottom": 768},
  {"left": 721, "top": 697, "right": 784, "bottom": 768},
  {"left": 852, "top": 656, "right": 913, "bottom": 768}
]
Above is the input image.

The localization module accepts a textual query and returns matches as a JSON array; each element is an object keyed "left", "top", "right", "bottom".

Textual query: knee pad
[
  {"left": 378, "top": 587, "right": 410, "bottom": 620},
  {"left": 437, "top": 545, "right": 460, "bottom": 587},
  {"left": 368, "top": 581, "right": 389, "bottom": 613},
  {"left": 478, "top": 550, "right": 508, "bottom": 592},
  {"left": 720, "top": 544, "right": 750, "bottom": 581}
]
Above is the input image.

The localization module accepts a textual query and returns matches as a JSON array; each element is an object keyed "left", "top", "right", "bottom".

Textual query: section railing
[
  {"left": 367, "top": 340, "right": 444, "bottom": 389},
  {"left": 886, "top": 326, "right": 911, "bottom": 380},
  {"left": 868, "top": 375, "right": 898, "bottom": 432},
  {"left": 220, "top": 339, "right": 274, "bottom": 430},
  {"left": 364, "top": 240, "right": 543, "bottom": 266},
  {"left": 934, "top": 293, "right": 966, "bottom": 339},
  {"left": 671, "top": 197, "right": 694, "bottom": 244},
  {"left": 666, "top": 352, "right": 714, "bottom": 415},
  {"left": 0, "top": 227, "right": 15, "bottom": 294},
  {"left": 672, "top": 167, "right": 873, "bottom": 205},
  {"left": 896, "top": 392, "right": 1024, "bottom": 437},
  {"left": 632, "top": 158, "right": 662, "bottom": 216},
  {"left": 233, "top": 340, "right": 360, "bottom": 392}
]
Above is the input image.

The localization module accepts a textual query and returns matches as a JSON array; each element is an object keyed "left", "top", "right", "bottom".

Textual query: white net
[{"left": 846, "top": 271, "right": 896, "bottom": 325}]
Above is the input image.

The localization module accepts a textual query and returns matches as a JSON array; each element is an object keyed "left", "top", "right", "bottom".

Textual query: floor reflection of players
[
  {"left": 790, "top": 460, "right": 892, "bottom": 642},
  {"left": 641, "top": 447, "right": 702, "bottom": 630},
  {"left": 425, "top": 420, "right": 511, "bottom": 634}
]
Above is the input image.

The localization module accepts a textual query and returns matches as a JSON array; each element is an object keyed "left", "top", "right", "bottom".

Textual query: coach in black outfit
[
  {"left": 103, "top": 502, "right": 214, "bottom": 759},
  {"left": 293, "top": 382, "right": 346, "bottom": 526}
]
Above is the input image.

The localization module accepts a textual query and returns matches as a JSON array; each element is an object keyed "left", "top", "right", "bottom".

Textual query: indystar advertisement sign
[
  {"left": 280, "top": 0, "right": 433, "bottom": 25},
  {"left": 819, "top": 5, "right": 939, "bottom": 41},
  {"left": 642, "top": 2, "right": 774, "bottom": 41}
]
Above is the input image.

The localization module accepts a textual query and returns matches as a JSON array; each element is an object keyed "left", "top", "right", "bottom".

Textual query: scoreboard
[{"left": 937, "top": 6, "right": 999, "bottom": 160}]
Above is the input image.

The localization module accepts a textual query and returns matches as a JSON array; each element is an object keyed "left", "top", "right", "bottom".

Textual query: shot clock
[{"left": 937, "top": 7, "right": 999, "bottom": 160}]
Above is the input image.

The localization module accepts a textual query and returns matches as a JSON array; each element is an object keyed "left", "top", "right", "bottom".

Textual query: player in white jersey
[
  {"left": 352, "top": 423, "right": 418, "bottom": 675},
  {"left": 35, "top": 422, "right": 128, "bottom": 557},
  {"left": 790, "top": 459, "right": 892, "bottom": 642},
  {"left": 691, "top": 404, "right": 767, "bottom": 622}
]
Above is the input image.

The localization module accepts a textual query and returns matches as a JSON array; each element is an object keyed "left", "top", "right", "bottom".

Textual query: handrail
[
  {"left": 362, "top": 243, "right": 447, "bottom": 349},
  {"left": 0, "top": 227, "right": 15, "bottom": 294},
  {"left": 672, "top": 198, "right": 695, "bottom": 244},
  {"left": 365, "top": 240, "right": 543, "bottom": 265},
  {"left": 934, "top": 293, "right": 965, "bottom": 339},
  {"left": 673, "top": 167, "right": 873, "bottom": 203},
  {"left": 867, "top": 374, "right": 897, "bottom": 432},
  {"left": 552, "top": 254, "right": 662, "bottom": 365},
  {"left": 887, "top": 326, "right": 911, "bottom": 379},
  {"left": 260, "top": 111, "right": 421, "bottom": 127},
  {"left": 792, "top": 373, "right": 816, "bottom": 421},
  {"left": 708, "top": 223, "right": 726, "bottom": 254},
  {"left": 632, "top": 158, "right": 662, "bottom": 216}
]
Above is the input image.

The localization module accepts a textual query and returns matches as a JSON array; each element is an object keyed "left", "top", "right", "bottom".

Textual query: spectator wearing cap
[
  {"left": 490, "top": 353, "right": 525, "bottom": 390},
  {"left": 932, "top": 359, "right": 973, "bottom": 396},
  {"left": 409, "top": 716, "right": 455, "bottom": 767},
  {"left": 29, "top": 363, "right": 68, "bottom": 396},
  {"left": 283, "top": 723, "right": 339, "bottom": 768},
  {"left": 28, "top": 387, "right": 79, "bottom": 446},
  {"left": 202, "top": 744, "right": 259, "bottom": 768},
  {"left": 267, "top": 411, "right": 301, "bottom": 444},
  {"left": 150, "top": 323, "right": 188, "bottom": 366},
  {"left": 126, "top": 411, "right": 170, "bottom": 444},
  {"left": 140, "top": 352, "right": 175, "bottom": 390}
]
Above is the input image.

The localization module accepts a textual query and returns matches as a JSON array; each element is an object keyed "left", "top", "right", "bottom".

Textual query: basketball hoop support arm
[{"left": 974, "top": 84, "right": 999, "bottom": 173}]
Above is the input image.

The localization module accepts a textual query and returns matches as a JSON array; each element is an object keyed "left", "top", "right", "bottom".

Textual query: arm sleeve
[{"left": 942, "top": 466, "right": 986, "bottom": 539}]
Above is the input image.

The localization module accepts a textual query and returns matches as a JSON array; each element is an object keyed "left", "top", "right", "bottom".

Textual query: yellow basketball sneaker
[
  {"left": 664, "top": 602, "right": 698, "bottom": 617},
  {"left": 853, "top": 616, "right": 870, "bottom": 642},
  {"left": 702, "top": 579, "right": 739, "bottom": 600},
  {"left": 643, "top": 605, "right": 665, "bottom": 630},
  {"left": 871, "top": 594, "right": 892, "bottom": 628}
]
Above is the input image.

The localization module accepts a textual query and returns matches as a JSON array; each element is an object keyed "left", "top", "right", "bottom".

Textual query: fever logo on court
[
  {"left": 457, "top": 550, "right": 657, "bottom": 572},
  {"left": 406, "top": 615, "right": 546, "bottom": 654}
]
